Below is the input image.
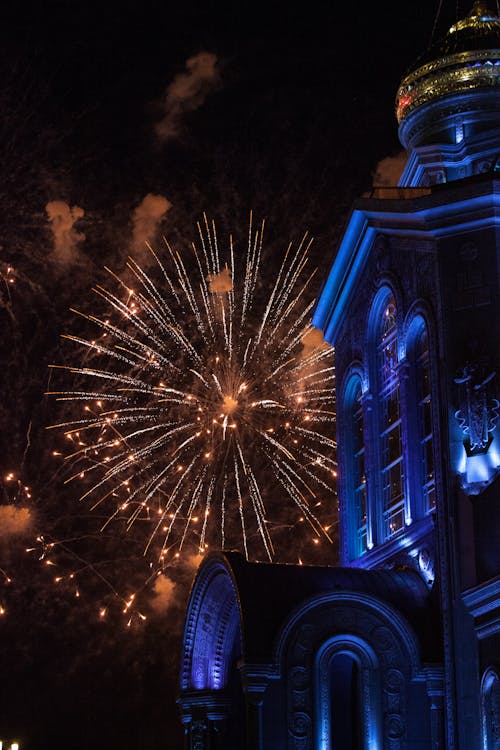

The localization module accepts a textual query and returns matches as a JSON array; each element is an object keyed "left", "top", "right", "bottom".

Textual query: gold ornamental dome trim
[
  {"left": 401, "top": 47, "right": 500, "bottom": 87},
  {"left": 396, "top": 49, "right": 500, "bottom": 122},
  {"left": 396, "top": 0, "right": 500, "bottom": 123}
]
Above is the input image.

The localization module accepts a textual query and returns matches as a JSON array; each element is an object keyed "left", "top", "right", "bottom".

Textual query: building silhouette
[{"left": 178, "top": 2, "right": 500, "bottom": 747}]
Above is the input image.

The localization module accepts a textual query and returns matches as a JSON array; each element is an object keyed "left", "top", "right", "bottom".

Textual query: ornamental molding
[
  {"left": 463, "top": 577, "right": 500, "bottom": 638},
  {"left": 181, "top": 557, "right": 242, "bottom": 692},
  {"left": 455, "top": 366, "right": 499, "bottom": 454},
  {"left": 400, "top": 50, "right": 500, "bottom": 89},
  {"left": 397, "top": 48, "right": 500, "bottom": 123},
  {"left": 279, "top": 594, "right": 429, "bottom": 750},
  {"left": 454, "top": 364, "right": 500, "bottom": 494},
  {"left": 398, "top": 91, "right": 500, "bottom": 148}
]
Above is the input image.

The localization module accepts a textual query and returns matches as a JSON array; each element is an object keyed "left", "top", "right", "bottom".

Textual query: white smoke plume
[
  {"left": 0, "top": 505, "right": 31, "bottom": 538},
  {"left": 207, "top": 266, "right": 232, "bottom": 294},
  {"left": 372, "top": 151, "right": 407, "bottom": 187},
  {"left": 156, "top": 52, "right": 219, "bottom": 141},
  {"left": 45, "top": 201, "right": 85, "bottom": 265},
  {"left": 131, "top": 193, "right": 171, "bottom": 261}
]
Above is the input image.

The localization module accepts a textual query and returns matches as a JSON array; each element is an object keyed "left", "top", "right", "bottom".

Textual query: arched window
[
  {"left": 316, "top": 637, "right": 382, "bottom": 750},
  {"left": 411, "top": 318, "right": 436, "bottom": 513},
  {"left": 344, "top": 377, "right": 367, "bottom": 558},
  {"left": 377, "top": 295, "right": 405, "bottom": 539},
  {"left": 330, "top": 653, "right": 363, "bottom": 749},
  {"left": 481, "top": 668, "right": 500, "bottom": 750}
]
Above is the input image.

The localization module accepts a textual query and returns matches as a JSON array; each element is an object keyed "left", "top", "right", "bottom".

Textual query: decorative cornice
[
  {"left": 313, "top": 179, "right": 500, "bottom": 346},
  {"left": 177, "top": 689, "right": 232, "bottom": 721},
  {"left": 402, "top": 89, "right": 500, "bottom": 139},
  {"left": 275, "top": 589, "right": 423, "bottom": 676},
  {"left": 348, "top": 514, "right": 435, "bottom": 570},
  {"left": 463, "top": 576, "right": 500, "bottom": 638}
]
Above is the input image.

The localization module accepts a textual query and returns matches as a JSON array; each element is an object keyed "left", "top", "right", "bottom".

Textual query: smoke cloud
[
  {"left": 156, "top": 52, "right": 219, "bottom": 141},
  {"left": 45, "top": 201, "right": 85, "bottom": 265},
  {"left": 151, "top": 574, "right": 177, "bottom": 613},
  {"left": 301, "top": 327, "right": 329, "bottom": 359},
  {"left": 372, "top": 151, "right": 407, "bottom": 187},
  {"left": 131, "top": 193, "right": 171, "bottom": 260},
  {"left": 207, "top": 266, "right": 233, "bottom": 294},
  {"left": 185, "top": 551, "right": 204, "bottom": 570},
  {"left": 150, "top": 553, "right": 204, "bottom": 613},
  {"left": 0, "top": 505, "right": 32, "bottom": 538}
]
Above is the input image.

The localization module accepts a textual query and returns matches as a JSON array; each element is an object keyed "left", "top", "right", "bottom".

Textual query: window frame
[
  {"left": 370, "top": 288, "right": 407, "bottom": 543},
  {"left": 315, "top": 635, "right": 382, "bottom": 750},
  {"left": 481, "top": 667, "right": 500, "bottom": 750},
  {"left": 342, "top": 373, "right": 369, "bottom": 560},
  {"left": 405, "top": 314, "right": 437, "bottom": 520}
]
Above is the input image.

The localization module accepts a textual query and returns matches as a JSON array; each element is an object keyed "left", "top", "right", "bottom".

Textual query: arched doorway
[{"left": 316, "top": 635, "right": 381, "bottom": 750}]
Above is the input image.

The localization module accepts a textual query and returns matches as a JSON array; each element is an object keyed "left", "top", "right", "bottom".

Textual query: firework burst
[{"left": 48, "top": 215, "right": 336, "bottom": 563}]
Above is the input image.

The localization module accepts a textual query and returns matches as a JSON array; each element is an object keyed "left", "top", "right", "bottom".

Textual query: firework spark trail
[{"left": 48, "top": 217, "right": 337, "bottom": 563}]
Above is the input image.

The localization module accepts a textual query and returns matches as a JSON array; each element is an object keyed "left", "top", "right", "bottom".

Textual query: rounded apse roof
[
  {"left": 396, "top": 0, "right": 500, "bottom": 125},
  {"left": 188, "top": 551, "right": 438, "bottom": 665}
]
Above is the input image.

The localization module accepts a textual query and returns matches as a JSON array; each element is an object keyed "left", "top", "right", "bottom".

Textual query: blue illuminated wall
[{"left": 312, "top": 174, "right": 500, "bottom": 750}]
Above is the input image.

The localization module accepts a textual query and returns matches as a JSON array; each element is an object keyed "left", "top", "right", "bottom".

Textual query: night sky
[{"left": 0, "top": 1, "right": 467, "bottom": 748}]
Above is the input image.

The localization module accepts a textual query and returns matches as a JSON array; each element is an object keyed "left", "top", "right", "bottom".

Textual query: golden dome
[{"left": 396, "top": 1, "right": 500, "bottom": 124}]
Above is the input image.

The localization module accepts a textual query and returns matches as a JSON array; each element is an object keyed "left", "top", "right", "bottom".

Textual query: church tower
[
  {"left": 179, "top": 4, "right": 500, "bottom": 748},
  {"left": 397, "top": 0, "right": 500, "bottom": 187}
]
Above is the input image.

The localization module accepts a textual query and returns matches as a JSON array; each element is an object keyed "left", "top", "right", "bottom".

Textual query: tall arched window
[
  {"left": 329, "top": 653, "right": 363, "bottom": 749},
  {"left": 316, "top": 637, "right": 382, "bottom": 750},
  {"left": 378, "top": 295, "right": 405, "bottom": 539},
  {"left": 344, "top": 376, "right": 367, "bottom": 558},
  {"left": 481, "top": 667, "right": 500, "bottom": 750},
  {"left": 412, "top": 318, "right": 436, "bottom": 513}
]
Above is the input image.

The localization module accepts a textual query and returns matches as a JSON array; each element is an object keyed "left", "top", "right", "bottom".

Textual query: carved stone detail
[
  {"left": 418, "top": 546, "right": 435, "bottom": 586},
  {"left": 285, "top": 600, "right": 414, "bottom": 750},
  {"left": 455, "top": 365, "right": 499, "bottom": 454},
  {"left": 383, "top": 666, "right": 406, "bottom": 750},
  {"left": 191, "top": 719, "right": 207, "bottom": 750},
  {"left": 288, "top": 709, "right": 312, "bottom": 750},
  {"left": 334, "top": 233, "right": 437, "bottom": 399},
  {"left": 372, "top": 626, "right": 395, "bottom": 651},
  {"left": 385, "top": 668, "right": 404, "bottom": 693},
  {"left": 385, "top": 712, "right": 405, "bottom": 739},
  {"left": 290, "top": 666, "right": 308, "bottom": 690}
]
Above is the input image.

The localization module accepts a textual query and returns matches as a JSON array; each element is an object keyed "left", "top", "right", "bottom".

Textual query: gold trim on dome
[
  {"left": 450, "top": 17, "right": 500, "bottom": 33},
  {"left": 401, "top": 49, "right": 500, "bottom": 87},
  {"left": 396, "top": 50, "right": 500, "bottom": 122},
  {"left": 450, "top": 0, "right": 500, "bottom": 34}
]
